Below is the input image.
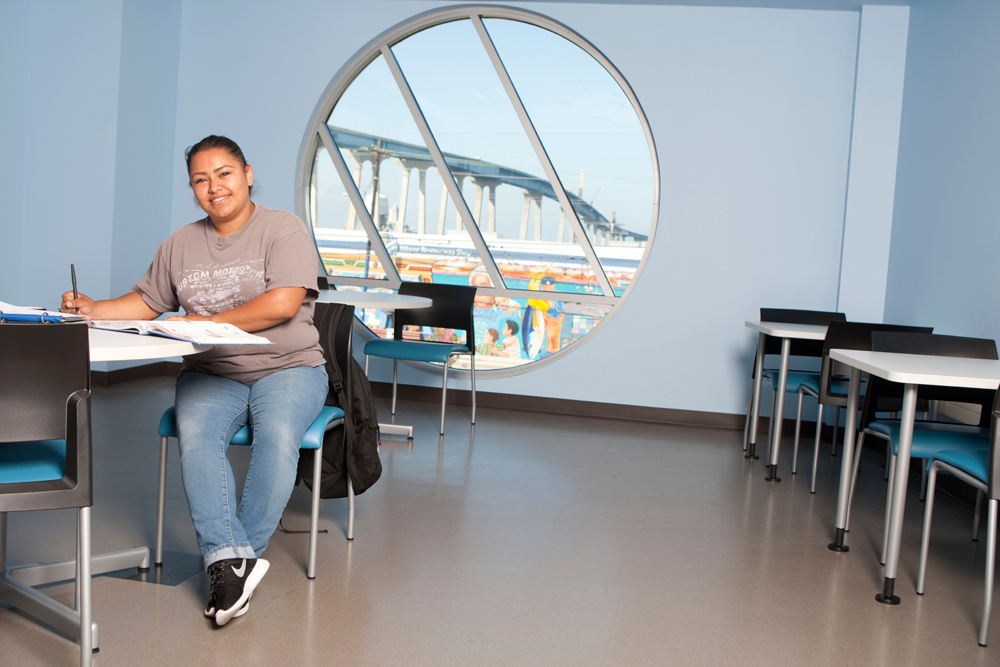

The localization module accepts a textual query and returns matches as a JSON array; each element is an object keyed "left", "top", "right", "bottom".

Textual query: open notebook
[
  {"left": 0, "top": 300, "right": 86, "bottom": 323},
  {"left": 89, "top": 320, "right": 272, "bottom": 345}
]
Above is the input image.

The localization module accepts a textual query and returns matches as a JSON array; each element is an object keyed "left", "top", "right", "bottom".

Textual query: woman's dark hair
[{"left": 185, "top": 135, "right": 257, "bottom": 196}]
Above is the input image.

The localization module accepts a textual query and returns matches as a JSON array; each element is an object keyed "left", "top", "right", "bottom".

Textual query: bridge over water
[{"left": 329, "top": 127, "right": 647, "bottom": 244}]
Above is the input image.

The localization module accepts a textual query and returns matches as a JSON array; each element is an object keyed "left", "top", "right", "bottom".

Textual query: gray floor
[{"left": 1, "top": 377, "right": 997, "bottom": 666}]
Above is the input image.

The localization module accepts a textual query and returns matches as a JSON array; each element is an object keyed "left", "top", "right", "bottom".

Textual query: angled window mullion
[
  {"left": 380, "top": 42, "right": 507, "bottom": 292},
  {"left": 318, "top": 126, "right": 402, "bottom": 287},
  {"left": 471, "top": 14, "right": 616, "bottom": 299}
]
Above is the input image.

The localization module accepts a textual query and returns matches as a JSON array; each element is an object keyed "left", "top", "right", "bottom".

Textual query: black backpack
[{"left": 297, "top": 302, "right": 382, "bottom": 499}]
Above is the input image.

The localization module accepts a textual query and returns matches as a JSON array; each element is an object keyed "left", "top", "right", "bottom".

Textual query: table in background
[
  {"left": 744, "top": 321, "right": 828, "bottom": 481},
  {"left": 828, "top": 348, "right": 1000, "bottom": 604},
  {"left": 317, "top": 290, "right": 432, "bottom": 439}
]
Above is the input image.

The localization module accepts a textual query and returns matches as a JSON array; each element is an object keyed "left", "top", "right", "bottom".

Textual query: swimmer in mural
[{"left": 539, "top": 276, "right": 565, "bottom": 355}]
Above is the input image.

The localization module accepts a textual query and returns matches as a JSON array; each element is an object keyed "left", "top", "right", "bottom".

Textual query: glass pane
[
  {"left": 314, "top": 54, "right": 490, "bottom": 283},
  {"left": 391, "top": 19, "right": 606, "bottom": 296},
  {"left": 483, "top": 18, "right": 655, "bottom": 296},
  {"left": 312, "top": 146, "right": 388, "bottom": 280}
]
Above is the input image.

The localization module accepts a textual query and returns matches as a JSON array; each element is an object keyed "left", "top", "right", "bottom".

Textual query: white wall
[{"left": 1, "top": 1, "right": 915, "bottom": 417}]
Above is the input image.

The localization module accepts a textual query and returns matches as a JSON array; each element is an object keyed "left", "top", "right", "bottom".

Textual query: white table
[
  {"left": 744, "top": 321, "right": 828, "bottom": 480},
  {"left": 87, "top": 327, "right": 209, "bottom": 361},
  {"left": 4, "top": 328, "right": 209, "bottom": 650},
  {"left": 828, "top": 349, "right": 1000, "bottom": 604},
  {"left": 317, "top": 289, "right": 432, "bottom": 439}
]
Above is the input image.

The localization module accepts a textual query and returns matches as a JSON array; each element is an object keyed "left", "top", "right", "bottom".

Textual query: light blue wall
[
  {"left": 0, "top": 0, "right": 124, "bottom": 307},
  {"left": 110, "top": 0, "right": 183, "bottom": 298},
  {"left": 883, "top": 0, "right": 1000, "bottom": 341},
  {"left": 2, "top": 1, "right": 919, "bottom": 416},
  {"left": 837, "top": 5, "right": 909, "bottom": 324}
]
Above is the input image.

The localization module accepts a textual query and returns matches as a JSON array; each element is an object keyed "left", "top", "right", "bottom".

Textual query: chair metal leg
[
  {"left": 791, "top": 388, "right": 804, "bottom": 474},
  {"left": 921, "top": 462, "right": 929, "bottom": 501},
  {"left": 78, "top": 507, "right": 92, "bottom": 667},
  {"left": 832, "top": 407, "right": 840, "bottom": 455},
  {"left": 470, "top": 352, "right": 476, "bottom": 425},
  {"left": 980, "top": 499, "right": 997, "bottom": 646},
  {"left": 391, "top": 359, "right": 399, "bottom": 415},
  {"left": 347, "top": 476, "right": 355, "bottom": 541},
  {"left": 974, "top": 490, "right": 984, "bottom": 541},
  {"left": 882, "top": 453, "right": 896, "bottom": 565},
  {"left": 307, "top": 447, "right": 322, "bottom": 579},
  {"left": 846, "top": 431, "right": 867, "bottom": 532},
  {"left": 364, "top": 354, "right": 369, "bottom": 375},
  {"left": 766, "top": 387, "right": 776, "bottom": 464},
  {"left": 440, "top": 358, "right": 449, "bottom": 435},
  {"left": 885, "top": 438, "right": 891, "bottom": 480},
  {"left": 917, "top": 463, "right": 939, "bottom": 595},
  {"left": 811, "top": 403, "right": 823, "bottom": 494},
  {"left": 743, "top": 382, "right": 754, "bottom": 452},
  {"left": 155, "top": 435, "right": 169, "bottom": 565}
]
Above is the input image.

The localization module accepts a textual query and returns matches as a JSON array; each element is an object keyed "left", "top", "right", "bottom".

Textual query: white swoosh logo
[{"left": 231, "top": 561, "right": 247, "bottom": 578}]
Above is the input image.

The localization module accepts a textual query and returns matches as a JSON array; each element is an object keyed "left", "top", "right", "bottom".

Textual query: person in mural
[
  {"left": 502, "top": 319, "right": 522, "bottom": 359},
  {"left": 539, "top": 275, "right": 565, "bottom": 355},
  {"left": 61, "top": 136, "right": 327, "bottom": 627},
  {"left": 486, "top": 328, "right": 501, "bottom": 356},
  {"left": 469, "top": 265, "right": 506, "bottom": 355}
]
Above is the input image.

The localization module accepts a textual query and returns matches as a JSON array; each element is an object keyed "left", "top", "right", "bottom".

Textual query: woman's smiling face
[{"left": 188, "top": 147, "right": 254, "bottom": 227}]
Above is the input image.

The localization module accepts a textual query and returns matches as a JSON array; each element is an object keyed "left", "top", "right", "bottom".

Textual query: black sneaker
[{"left": 206, "top": 557, "right": 269, "bottom": 626}]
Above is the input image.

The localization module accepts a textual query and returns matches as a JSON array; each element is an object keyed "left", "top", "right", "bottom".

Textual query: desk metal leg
[
  {"left": 876, "top": 382, "right": 917, "bottom": 605},
  {"left": 765, "top": 338, "right": 791, "bottom": 481},
  {"left": 746, "top": 333, "right": 765, "bottom": 459},
  {"left": 829, "top": 367, "right": 861, "bottom": 552}
]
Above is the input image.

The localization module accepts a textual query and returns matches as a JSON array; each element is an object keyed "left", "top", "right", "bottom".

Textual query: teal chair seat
[
  {"left": 364, "top": 339, "right": 469, "bottom": 364},
  {"left": 929, "top": 448, "right": 988, "bottom": 479},
  {"left": 867, "top": 420, "right": 989, "bottom": 458},
  {"left": 158, "top": 405, "right": 343, "bottom": 450},
  {"left": 0, "top": 440, "right": 67, "bottom": 484},
  {"left": 762, "top": 370, "right": 818, "bottom": 395}
]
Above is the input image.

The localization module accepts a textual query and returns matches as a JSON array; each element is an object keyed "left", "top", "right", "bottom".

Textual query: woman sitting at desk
[{"left": 62, "top": 135, "right": 327, "bottom": 627}]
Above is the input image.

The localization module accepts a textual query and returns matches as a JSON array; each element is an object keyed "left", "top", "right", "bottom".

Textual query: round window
[{"left": 297, "top": 5, "right": 659, "bottom": 376}]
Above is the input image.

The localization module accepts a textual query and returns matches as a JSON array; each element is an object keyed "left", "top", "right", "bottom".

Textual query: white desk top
[
  {"left": 830, "top": 349, "right": 1000, "bottom": 390},
  {"left": 745, "top": 321, "right": 828, "bottom": 340},
  {"left": 89, "top": 328, "right": 208, "bottom": 362},
  {"left": 317, "top": 290, "right": 431, "bottom": 310}
]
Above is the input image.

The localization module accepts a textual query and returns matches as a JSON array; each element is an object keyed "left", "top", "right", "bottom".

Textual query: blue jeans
[{"left": 174, "top": 365, "right": 328, "bottom": 568}]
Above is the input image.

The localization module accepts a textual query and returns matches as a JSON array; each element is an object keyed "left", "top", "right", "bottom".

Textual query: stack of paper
[{"left": 0, "top": 300, "right": 86, "bottom": 323}]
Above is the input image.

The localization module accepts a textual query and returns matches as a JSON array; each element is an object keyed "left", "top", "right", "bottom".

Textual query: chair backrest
[
  {"left": 0, "top": 322, "right": 90, "bottom": 442},
  {"left": 393, "top": 282, "right": 477, "bottom": 353},
  {"left": 817, "top": 321, "right": 933, "bottom": 407},
  {"left": 0, "top": 321, "right": 92, "bottom": 510},
  {"left": 759, "top": 308, "right": 846, "bottom": 358},
  {"left": 859, "top": 332, "right": 997, "bottom": 427}
]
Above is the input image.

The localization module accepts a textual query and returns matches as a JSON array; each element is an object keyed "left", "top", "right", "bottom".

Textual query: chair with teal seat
[
  {"left": 843, "top": 332, "right": 996, "bottom": 563},
  {"left": 0, "top": 321, "right": 94, "bottom": 666},
  {"left": 743, "top": 309, "right": 846, "bottom": 461},
  {"left": 364, "top": 282, "right": 477, "bottom": 435},
  {"left": 917, "top": 388, "right": 1000, "bottom": 646},
  {"left": 802, "top": 321, "right": 933, "bottom": 493},
  {"left": 153, "top": 304, "right": 356, "bottom": 580}
]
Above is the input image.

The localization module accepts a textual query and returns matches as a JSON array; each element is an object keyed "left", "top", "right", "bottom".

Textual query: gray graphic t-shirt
[{"left": 134, "top": 204, "right": 325, "bottom": 384}]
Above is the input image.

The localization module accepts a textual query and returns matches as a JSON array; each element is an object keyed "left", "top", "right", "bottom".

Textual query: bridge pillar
[
  {"left": 488, "top": 185, "right": 496, "bottom": 234},
  {"left": 345, "top": 152, "right": 363, "bottom": 231},
  {"left": 437, "top": 182, "right": 448, "bottom": 235},
  {"left": 417, "top": 169, "right": 426, "bottom": 234},
  {"left": 557, "top": 211, "right": 565, "bottom": 244},
  {"left": 520, "top": 194, "right": 530, "bottom": 241},
  {"left": 473, "top": 182, "right": 484, "bottom": 225},
  {"left": 396, "top": 161, "right": 409, "bottom": 234},
  {"left": 455, "top": 176, "right": 466, "bottom": 231},
  {"left": 533, "top": 195, "right": 542, "bottom": 241}
]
